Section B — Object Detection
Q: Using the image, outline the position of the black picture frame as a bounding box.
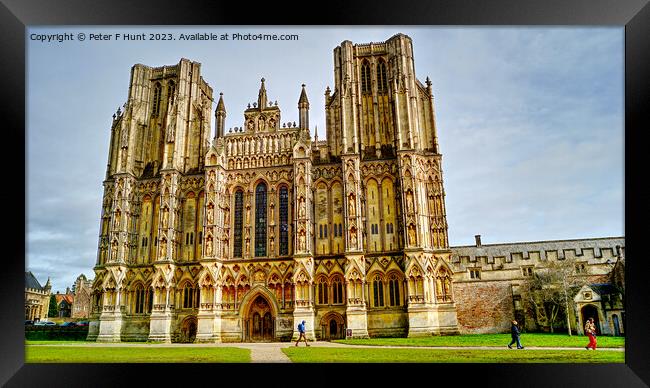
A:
[2,0,647,386]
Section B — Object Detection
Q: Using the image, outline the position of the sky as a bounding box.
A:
[26,26,624,292]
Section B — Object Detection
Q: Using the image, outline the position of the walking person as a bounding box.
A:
[585,318,598,350]
[295,320,310,347]
[507,320,524,349]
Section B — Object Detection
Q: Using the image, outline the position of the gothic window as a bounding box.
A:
[255,183,268,257]
[317,278,328,305]
[147,290,153,313]
[373,275,384,307]
[339,224,343,237]
[182,283,199,309]
[233,190,244,258]
[522,267,534,277]
[361,61,371,94]
[332,276,344,304]
[319,225,323,239]
[279,186,289,255]
[388,274,400,306]
[469,269,481,279]
[134,284,145,314]
[152,82,162,117]
[377,61,388,93]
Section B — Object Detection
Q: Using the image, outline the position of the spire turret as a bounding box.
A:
[257,78,267,110]
[215,92,226,138]
[298,84,309,130]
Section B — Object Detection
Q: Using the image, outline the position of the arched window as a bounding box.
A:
[332,276,344,304]
[279,186,289,255]
[361,62,371,94]
[233,190,244,257]
[255,183,267,257]
[317,278,328,305]
[377,61,388,93]
[182,283,199,309]
[134,284,145,314]
[152,82,162,117]
[373,274,384,307]
[388,274,400,306]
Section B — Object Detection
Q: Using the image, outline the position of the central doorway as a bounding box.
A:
[244,295,275,342]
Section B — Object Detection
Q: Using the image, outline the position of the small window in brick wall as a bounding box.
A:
[486,256,495,264]
[469,269,481,279]
[522,267,534,277]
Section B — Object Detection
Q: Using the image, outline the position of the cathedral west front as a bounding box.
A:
[88,33,461,343]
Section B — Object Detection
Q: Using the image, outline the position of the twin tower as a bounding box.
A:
[89,33,459,343]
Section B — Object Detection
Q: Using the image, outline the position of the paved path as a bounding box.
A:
[28,341,624,363]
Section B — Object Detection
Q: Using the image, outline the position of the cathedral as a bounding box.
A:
[88,33,460,343]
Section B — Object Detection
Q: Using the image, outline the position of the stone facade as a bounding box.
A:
[89,34,460,343]
[450,235,625,334]
[72,274,93,318]
[25,272,51,321]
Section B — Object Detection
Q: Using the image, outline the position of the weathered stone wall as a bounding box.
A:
[454,281,514,334]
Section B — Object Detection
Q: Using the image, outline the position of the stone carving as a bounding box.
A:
[348,194,356,217]
[162,207,169,226]
[205,235,213,257]
[299,196,306,218]
[408,224,416,245]
[299,229,306,251]
[207,203,214,224]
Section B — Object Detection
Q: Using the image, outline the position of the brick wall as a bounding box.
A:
[454,281,514,334]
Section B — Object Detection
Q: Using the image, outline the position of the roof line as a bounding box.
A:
[451,236,624,248]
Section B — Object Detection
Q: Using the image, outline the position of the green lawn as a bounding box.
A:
[26,345,250,363]
[283,347,624,363]
[334,333,625,348]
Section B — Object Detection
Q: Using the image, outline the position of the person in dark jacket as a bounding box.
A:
[507,320,524,349]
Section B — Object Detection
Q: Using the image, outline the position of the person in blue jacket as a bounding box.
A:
[507,320,524,349]
[295,320,310,347]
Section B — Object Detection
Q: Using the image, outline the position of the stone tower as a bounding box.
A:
[89,34,459,344]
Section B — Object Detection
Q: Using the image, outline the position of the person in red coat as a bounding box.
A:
[585,318,598,350]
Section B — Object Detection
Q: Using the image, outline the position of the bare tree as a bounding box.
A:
[521,257,591,335]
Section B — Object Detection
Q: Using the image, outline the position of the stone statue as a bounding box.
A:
[207,204,214,224]
[245,238,250,255]
[348,194,355,217]
[299,230,306,251]
[224,208,230,226]
[299,197,306,218]
[162,207,169,226]
[246,205,251,224]
[270,238,274,254]
[114,211,121,228]
[111,240,118,261]
[408,224,416,245]
[406,191,414,214]
[160,239,167,258]
[350,228,357,247]
[206,237,213,257]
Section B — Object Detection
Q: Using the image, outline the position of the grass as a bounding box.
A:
[26,345,251,363]
[334,333,625,348]
[283,347,624,363]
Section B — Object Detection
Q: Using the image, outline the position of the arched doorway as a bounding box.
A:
[320,312,345,340]
[244,295,275,342]
[581,305,600,334]
[180,316,197,343]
